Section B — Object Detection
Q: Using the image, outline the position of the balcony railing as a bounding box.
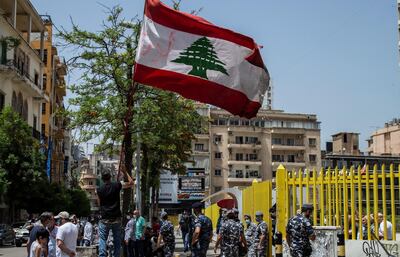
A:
[32,128,41,140]
[1,59,42,89]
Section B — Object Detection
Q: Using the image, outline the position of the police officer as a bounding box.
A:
[214,209,246,257]
[286,204,316,257]
[191,202,213,257]
[157,211,175,257]
[255,211,268,257]
[244,214,257,257]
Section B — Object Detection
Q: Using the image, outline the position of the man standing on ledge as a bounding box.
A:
[96,168,134,257]
[191,202,213,257]
[286,204,316,257]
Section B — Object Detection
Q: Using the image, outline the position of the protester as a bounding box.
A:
[83,217,94,246]
[29,227,49,257]
[191,202,213,257]
[27,212,53,257]
[286,204,316,257]
[124,210,136,257]
[152,216,161,236]
[179,209,192,252]
[243,214,257,257]
[134,209,146,257]
[96,168,134,257]
[255,211,268,257]
[157,211,176,257]
[378,213,393,240]
[55,211,79,257]
[214,209,246,257]
[47,215,58,257]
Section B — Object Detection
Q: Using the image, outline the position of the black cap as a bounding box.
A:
[192,202,203,209]
[301,203,314,212]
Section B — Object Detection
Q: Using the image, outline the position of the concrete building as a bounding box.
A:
[331,132,361,156]
[79,159,99,212]
[191,107,321,195]
[367,119,400,156]
[31,17,68,184]
[0,0,48,137]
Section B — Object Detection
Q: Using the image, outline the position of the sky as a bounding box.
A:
[31,0,400,151]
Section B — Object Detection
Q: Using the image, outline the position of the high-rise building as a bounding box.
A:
[31,16,68,184]
[0,0,48,138]
[367,118,400,156]
[188,107,321,196]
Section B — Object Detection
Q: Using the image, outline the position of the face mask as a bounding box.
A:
[245,219,251,225]
[256,217,262,223]
[127,215,131,220]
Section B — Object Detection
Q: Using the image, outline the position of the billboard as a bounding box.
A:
[158,171,178,204]
[178,168,205,201]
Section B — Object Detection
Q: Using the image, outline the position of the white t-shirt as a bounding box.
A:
[29,241,45,257]
[83,222,93,242]
[56,222,79,257]
[379,221,393,240]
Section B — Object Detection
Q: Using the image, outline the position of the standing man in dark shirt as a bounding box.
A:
[27,212,53,257]
[96,169,134,257]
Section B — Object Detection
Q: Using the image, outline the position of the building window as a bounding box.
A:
[42,103,46,114]
[235,136,243,144]
[0,41,6,65]
[245,137,258,144]
[235,170,243,178]
[309,154,317,163]
[286,138,295,146]
[309,138,316,146]
[22,100,28,121]
[11,91,17,112]
[214,134,222,143]
[241,120,250,126]
[343,134,347,143]
[0,92,5,111]
[194,143,204,151]
[34,72,39,87]
[43,49,48,65]
[287,155,295,163]
[214,152,222,159]
[214,169,221,176]
[247,153,258,161]
[229,119,239,126]
[43,74,47,91]
[214,186,222,192]
[41,124,46,134]
[272,154,284,162]
[272,138,282,145]
[17,92,23,115]
[246,170,259,178]
[236,153,243,161]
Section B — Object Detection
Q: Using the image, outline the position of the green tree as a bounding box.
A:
[67,188,91,217]
[0,107,47,220]
[58,5,204,217]
[172,36,228,79]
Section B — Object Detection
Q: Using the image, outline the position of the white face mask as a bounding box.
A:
[127,215,131,220]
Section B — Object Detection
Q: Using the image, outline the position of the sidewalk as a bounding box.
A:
[174,234,219,257]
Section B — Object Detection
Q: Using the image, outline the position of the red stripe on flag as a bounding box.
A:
[144,0,264,66]
[134,63,262,119]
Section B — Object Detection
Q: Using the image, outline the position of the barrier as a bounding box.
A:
[276,164,399,241]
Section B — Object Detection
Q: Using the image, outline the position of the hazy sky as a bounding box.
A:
[31,0,400,151]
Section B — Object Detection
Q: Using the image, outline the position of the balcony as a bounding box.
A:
[227,172,261,183]
[195,133,210,139]
[227,159,262,166]
[272,161,306,168]
[193,149,209,156]
[81,184,96,190]
[271,143,305,151]
[227,141,262,149]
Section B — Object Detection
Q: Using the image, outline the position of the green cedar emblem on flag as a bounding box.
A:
[172,36,229,80]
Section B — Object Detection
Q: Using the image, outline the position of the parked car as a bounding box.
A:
[0,224,15,246]
[11,222,26,233]
[14,223,30,247]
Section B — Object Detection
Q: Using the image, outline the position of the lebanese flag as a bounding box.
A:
[134,0,270,118]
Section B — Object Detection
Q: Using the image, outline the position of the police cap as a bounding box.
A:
[301,203,314,212]
[255,211,263,216]
[192,202,203,209]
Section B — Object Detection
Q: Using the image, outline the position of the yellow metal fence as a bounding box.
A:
[276,164,400,241]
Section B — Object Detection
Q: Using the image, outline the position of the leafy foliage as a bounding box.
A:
[58,5,205,215]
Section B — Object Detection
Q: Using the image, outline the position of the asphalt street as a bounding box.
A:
[0,244,25,257]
